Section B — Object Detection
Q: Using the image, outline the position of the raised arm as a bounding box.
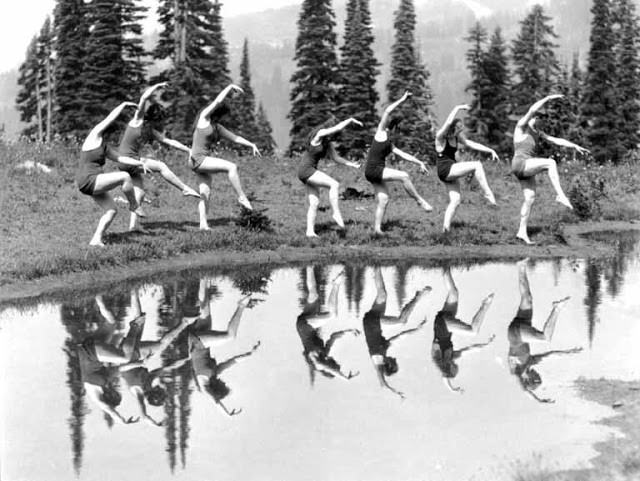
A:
[314,118,363,143]
[436,104,469,144]
[517,94,564,129]
[461,137,500,161]
[392,147,429,174]
[134,82,167,122]
[199,84,243,124]
[378,91,411,131]
[217,124,261,156]
[84,101,137,148]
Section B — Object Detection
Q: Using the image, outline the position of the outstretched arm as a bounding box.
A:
[531,347,583,363]
[217,124,261,156]
[327,143,360,168]
[217,341,261,374]
[387,319,427,345]
[517,94,564,129]
[199,84,243,123]
[461,137,500,161]
[326,329,360,352]
[134,82,167,122]
[378,90,411,131]
[539,134,590,155]
[85,101,137,146]
[392,147,429,174]
[314,118,363,143]
[152,129,191,153]
[436,104,469,144]
[455,335,496,358]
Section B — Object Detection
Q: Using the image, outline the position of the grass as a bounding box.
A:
[1,139,639,284]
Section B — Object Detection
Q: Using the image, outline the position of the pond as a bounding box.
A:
[1,232,639,481]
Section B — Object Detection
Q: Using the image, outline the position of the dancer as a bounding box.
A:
[363,266,431,399]
[297,116,362,237]
[297,266,360,384]
[75,101,147,246]
[435,104,498,232]
[118,82,200,231]
[190,84,261,231]
[431,266,494,393]
[364,91,433,235]
[508,259,582,403]
[511,94,589,244]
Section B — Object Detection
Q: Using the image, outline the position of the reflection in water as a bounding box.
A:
[431,266,495,393]
[296,266,360,385]
[508,259,582,403]
[362,266,430,399]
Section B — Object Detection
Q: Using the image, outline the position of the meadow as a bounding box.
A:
[1,139,639,286]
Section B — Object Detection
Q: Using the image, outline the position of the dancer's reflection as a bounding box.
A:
[363,266,430,398]
[509,259,582,403]
[297,266,360,385]
[431,266,495,393]
[189,278,260,416]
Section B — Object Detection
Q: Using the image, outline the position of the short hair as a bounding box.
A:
[388,116,402,131]
[101,386,122,407]
[383,356,399,376]
[145,385,167,406]
[144,102,166,124]
[208,377,231,400]
[447,118,462,137]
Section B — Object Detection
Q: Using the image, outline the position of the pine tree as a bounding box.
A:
[387,0,435,157]
[79,0,148,132]
[154,0,232,141]
[53,0,89,138]
[17,17,55,141]
[482,28,511,155]
[614,0,640,155]
[234,39,259,141]
[464,22,489,141]
[288,0,340,154]
[582,0,620,163]
[511,5,560,116]
[255,102,276,154]
[568,52,585,143]
[338,0,380,154]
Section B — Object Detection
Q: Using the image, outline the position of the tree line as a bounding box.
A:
[16,0,640,164]
[16,0,275,153]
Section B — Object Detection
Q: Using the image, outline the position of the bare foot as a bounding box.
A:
[484,192,497,205]
[555,195,573,210]
[419,200,433,212]
[199,225,211,231]
[552,296,571,308]
[89,239,105,247]
[306,232,319,238]
[133,206,148,218]
[332,213,345,229]
[516,233,534,245]
[183,186,201,199]
[238,197,253,210]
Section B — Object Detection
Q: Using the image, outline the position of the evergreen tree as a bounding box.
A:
[511,5,560,116]
[464,22,489,141]
[582,0,620,163]
[482,27,511,155]
[17,17,55,141]
[568,52,585,143]
[387,0,435,157]
[154,0,232,141]
[288,0,340,154]
[234,39,259,141]
[613,0,640,154]
[53,0,89,138]
[338,0,380,154]
[255,102,276,154]
[79,0,148,132]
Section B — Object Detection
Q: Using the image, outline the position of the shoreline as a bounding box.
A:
[1,220,638,307]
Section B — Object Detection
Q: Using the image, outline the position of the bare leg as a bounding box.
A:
[542,296,570,340]
[382,167,432,212]
[196,157,252,210]
[196,172,212,230]
[326,270,344,318]
[128,174,145,231]
[306,265,320,304]
[517,259,533,312]
[307,170,345,230]
[443,182,461,233]
[373,266,387,305]
[521,157,572,209]
[443,265,459,308]
[445,161,495,204]
[90,194,118,246]
[197,295,252,348]
[516,178,536,245]
[373,182,389,235]
[142,157,199,197]
[305,184,321,237]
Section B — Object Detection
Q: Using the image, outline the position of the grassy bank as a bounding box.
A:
[1,139,639,285]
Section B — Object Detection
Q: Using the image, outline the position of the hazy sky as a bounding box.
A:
[0,0,301,73]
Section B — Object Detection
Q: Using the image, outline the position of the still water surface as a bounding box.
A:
[1,233,639,481]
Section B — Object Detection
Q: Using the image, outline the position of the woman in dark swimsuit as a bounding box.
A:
[363,266,430,399]
[364,91,433,235]
[297,117,362,237]
[511,95,589,244]
[190,84,261,231]
[75,102,147,246]
[431,266,494,393]
[508,259,581,403]
[117,82,200,231]
[296,266,359,384]
[435,104,498,232]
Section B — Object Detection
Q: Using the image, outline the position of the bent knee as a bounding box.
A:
[199,184,211,200]
[308,196,320,208]
[523,190,536,202]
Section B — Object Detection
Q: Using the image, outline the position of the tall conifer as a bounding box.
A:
[387,0,435,157]
[255,102,276,154]
[234,39,259,141]
[482,28,511,154]
[288,0,340,154]
[464,22,489,141]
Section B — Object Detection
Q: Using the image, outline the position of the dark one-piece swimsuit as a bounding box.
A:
[190,122,221,171]
[75,143,118,196]
[436,138,457,183]
[297,129,329,184]
[365,137,393,185]
[118,123,153,176]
